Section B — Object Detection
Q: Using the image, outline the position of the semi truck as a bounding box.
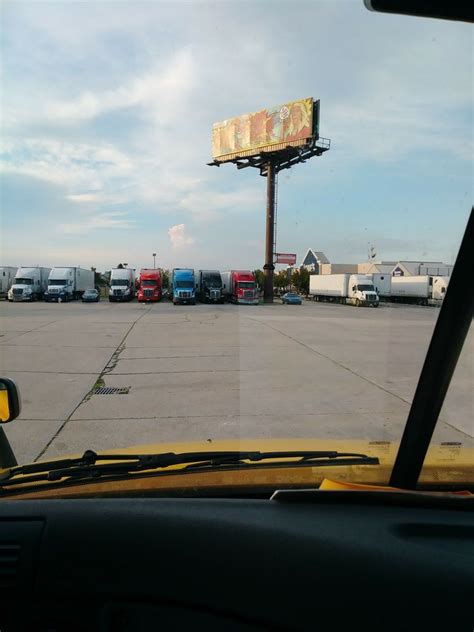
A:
[390,275,449,305]
[8,267,51,302]
[196,270,224,303]
[170,269,195,305]
[309,274,379,307]
[137,269,162,303]
[0,267,17,300]
[109,268,136,302]
[44,267,94,302]
[221,270,259,305]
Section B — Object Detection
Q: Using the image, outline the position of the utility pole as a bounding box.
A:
[263,160,276,303]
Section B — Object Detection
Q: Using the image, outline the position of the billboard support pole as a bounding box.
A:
[264,160,276,304]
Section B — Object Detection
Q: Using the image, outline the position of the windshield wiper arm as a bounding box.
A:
[0,449,379,489]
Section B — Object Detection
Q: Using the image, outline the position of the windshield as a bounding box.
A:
[238,282,255,289]
[0,1,472,495]
[84,290,97,295]
[111,279,129,287]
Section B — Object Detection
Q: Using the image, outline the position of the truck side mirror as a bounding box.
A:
[0,378,21,424]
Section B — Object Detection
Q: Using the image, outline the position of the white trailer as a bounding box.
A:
[0,267,18,299]
[309,274,379,307]
[109,268,136,302]
[370,273,392,298]
[390,276,432,305]
[9,267,51,301]
[44,267,94,302]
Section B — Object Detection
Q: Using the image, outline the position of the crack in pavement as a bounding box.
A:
[34,305,154,461]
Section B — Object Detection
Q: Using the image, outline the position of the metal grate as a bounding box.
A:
[93,386,130,395]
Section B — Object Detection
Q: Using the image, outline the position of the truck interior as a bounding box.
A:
[0,3,473,632]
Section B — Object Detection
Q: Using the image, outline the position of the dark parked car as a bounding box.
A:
[82,289,100,303]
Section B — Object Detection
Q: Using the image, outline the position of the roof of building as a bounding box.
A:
[301,249,330,266]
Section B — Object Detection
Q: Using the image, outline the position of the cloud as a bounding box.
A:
[59,212,134,235]
[168,224,195,248]
[41,50,197,126]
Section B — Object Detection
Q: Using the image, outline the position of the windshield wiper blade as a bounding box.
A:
[0,449,379,489]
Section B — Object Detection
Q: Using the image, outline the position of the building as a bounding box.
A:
[358,262,397,274]
[391,261,453,277]
[300,249,330,274]
[320,263,358,275]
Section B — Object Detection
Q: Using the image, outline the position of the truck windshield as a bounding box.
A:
[204,275,221,287]
[14,278,33,285]
[142,280,157,286]
[111,279,129,286]
[239,282,255,289]
[357,284,375,292]
[49,280,67,286]
[176,280,193,288]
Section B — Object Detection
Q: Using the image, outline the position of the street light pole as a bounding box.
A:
[263,160,276,304]
[153,253,156,269]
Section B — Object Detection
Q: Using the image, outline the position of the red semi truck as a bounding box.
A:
[221,270,259,305]
[137,268,162,303]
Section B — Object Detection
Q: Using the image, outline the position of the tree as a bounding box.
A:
[274,270,288,291]
[292,268,309,294]
[162,269,170,289]
[117,263,124,269]
[253,269,264,289]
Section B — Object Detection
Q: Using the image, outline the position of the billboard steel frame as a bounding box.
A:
[208,136,330,303]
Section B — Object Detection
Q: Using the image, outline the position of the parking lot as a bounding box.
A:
[0,299,472,464]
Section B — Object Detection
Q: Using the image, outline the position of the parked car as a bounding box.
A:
[82,289,100,303]
[281,292,302,305]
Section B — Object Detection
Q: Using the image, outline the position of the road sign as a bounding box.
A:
[275,253,297,265]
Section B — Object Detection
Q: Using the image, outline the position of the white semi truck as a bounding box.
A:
[390,275,449,305]
[109,268,136,302]
[309,274,379,307]
[0,267,18,300]
[8,267,51,301]
[44,267,94,302]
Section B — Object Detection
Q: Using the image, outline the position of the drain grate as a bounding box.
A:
[94,386,130,395]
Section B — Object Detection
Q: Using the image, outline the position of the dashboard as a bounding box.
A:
[1,494,473,631]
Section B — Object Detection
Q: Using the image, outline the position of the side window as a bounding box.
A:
[441,287,446,293]
[352,285,356,292]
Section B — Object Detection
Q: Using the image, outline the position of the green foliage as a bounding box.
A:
[253,269,265,289]
[162,269,170,289]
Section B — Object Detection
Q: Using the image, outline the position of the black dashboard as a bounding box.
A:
[1,495,473,631]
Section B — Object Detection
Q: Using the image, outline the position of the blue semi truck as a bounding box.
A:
[171,268,195,305]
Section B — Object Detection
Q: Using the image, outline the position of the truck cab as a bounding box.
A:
[197,270,223,303]
[45,268,74,302]
[348,274,379,307]
[109,268,135,302]
[222,271,259,305]
[137,269,162,303]
[9,267,50,302]
[171,269,195,305]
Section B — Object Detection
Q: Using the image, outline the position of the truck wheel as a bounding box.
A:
[355,298,361,307]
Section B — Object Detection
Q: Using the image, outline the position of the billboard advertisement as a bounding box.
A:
[275,253,297,265]
[212,98,319,161]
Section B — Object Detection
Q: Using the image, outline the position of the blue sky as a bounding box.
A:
[1,1,472,272]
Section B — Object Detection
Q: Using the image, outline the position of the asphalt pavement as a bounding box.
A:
[0,298,472,464]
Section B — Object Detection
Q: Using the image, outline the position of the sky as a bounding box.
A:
[1,1,472,273]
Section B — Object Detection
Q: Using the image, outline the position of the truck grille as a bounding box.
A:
[12,288,23,296]
[179,291,191,298]
[113,289,123,297]
[144,289,153,297]
[244,291,254,299]
[49,289,59,294]
[210,289,221,299]
[366,295,376,302]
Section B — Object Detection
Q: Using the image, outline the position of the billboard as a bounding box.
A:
[212,98,319,161]
[275,253,297,265]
